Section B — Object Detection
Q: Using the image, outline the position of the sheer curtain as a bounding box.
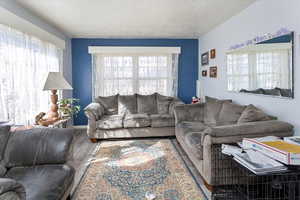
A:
[0,24,62,125]
[92,53,179,97]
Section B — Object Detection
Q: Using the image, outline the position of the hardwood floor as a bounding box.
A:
[69,127,100,195]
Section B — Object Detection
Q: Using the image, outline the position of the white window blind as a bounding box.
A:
[90,47,180,97]
[0,24,62,125]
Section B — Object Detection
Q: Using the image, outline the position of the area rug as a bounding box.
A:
[73,139,205,200]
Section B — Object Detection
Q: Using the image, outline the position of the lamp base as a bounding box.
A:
[41,89,60,126]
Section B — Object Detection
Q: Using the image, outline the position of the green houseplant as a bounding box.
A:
[58,98,80,118]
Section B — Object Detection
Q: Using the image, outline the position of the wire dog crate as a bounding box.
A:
[210,144,300,200]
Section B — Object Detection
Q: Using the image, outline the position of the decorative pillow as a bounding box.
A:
[95,94,118,115]
[218,102,246,125]
[118,94,137,115]
[238,104,272,124]
[137,94,157,114]
[204,96,232,125]
[156,93,173,114]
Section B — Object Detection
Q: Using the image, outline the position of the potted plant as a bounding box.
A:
[58,98,80,119]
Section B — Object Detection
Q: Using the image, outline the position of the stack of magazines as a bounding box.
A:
[233,149,288,175]
[221,143,288,175]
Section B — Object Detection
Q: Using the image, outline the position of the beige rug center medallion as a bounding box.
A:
[73,139,205,200]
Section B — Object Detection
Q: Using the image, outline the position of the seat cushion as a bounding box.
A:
[150,114,175,128]
[124,114,151,128]
[118,94,137,115]
[95,94,118,115]
[97,115,124,129]
[6,165,74,200]
[177,121,209,132]
[204,96,232,126]
[137,94,157,114]
[218,102,246,125]
[156,94,173,114]
[238,104,271,124]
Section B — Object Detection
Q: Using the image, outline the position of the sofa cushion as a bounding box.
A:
[238,104,271,124]
[124,114,151,128]
[118,94,137,115]
[97,115,123,129]
[150,114,175,127]
[0,126,11,161]
[177,121,209,132]
[218,102,246,125]
[156,93,173,114]
[95,94,118,115]
[204,96,232,126]
[184,132,204,160]
[6,165,74,200]
[137,94,157,114]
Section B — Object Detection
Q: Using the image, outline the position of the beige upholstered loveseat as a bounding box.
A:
[84,93,183,142]
[174,96,294,188]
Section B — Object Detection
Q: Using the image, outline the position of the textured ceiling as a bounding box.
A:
[16,0,256,38]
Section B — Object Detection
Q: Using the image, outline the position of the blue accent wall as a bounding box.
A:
[72,38,199,125]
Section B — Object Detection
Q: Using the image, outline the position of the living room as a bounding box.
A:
[0,0,299,200]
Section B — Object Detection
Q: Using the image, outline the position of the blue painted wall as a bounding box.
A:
[72,38,199,125]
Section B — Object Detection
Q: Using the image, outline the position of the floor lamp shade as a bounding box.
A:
[43,72,73,90]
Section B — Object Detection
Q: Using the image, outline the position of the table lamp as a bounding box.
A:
[42,72,73,125]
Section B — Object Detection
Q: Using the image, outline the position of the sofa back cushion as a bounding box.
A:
[238,104,272,124]
[118,94,137,115]
[204,96,232,126]
[137,94,157,114]
[218,102,246,125]
[156,93,173,114]
[4,128,73,168]
[0,126,10,176]
[95,94,118,115]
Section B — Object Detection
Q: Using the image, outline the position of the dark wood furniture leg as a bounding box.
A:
[90,138,98,143]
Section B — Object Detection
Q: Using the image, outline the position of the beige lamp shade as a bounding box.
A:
[43,72,73,90]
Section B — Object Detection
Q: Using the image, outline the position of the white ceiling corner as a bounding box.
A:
[15,0,257,38]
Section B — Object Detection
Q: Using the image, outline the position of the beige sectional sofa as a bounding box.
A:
[84,93,183,141]
[174,96,294,188]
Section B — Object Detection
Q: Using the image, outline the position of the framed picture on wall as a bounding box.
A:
[209,66,217,78]
[201,52,209,66]
[210,49,216,59]
[202,70,207,77]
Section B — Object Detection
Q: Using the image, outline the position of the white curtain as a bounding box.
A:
[92,53,179,97]
[0,24,62,125]
[227,48,290,92]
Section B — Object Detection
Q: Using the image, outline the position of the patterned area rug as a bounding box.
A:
[73,139,205,200]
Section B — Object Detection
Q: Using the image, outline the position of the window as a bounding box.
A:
[0,24,62,125]
[90,47,180,97]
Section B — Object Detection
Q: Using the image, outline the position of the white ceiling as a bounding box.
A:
[15,0,256,38]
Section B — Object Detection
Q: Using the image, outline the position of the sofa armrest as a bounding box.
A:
[169,99,184,117]
[204,120,293,137]
[174,103,204,124]
[84,102,105,121]
[0,178,26,200]
[4,128,74,168]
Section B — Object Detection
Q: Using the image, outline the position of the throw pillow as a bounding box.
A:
[218,102,246,125]
[156,93,173,114]
[118,94,137,115]
[137,93,157,114]
[95,94,118,115]
[238,104,272,124]
[204,96,232,125]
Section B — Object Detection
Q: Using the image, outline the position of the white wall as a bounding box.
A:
[199,0,300,133]
[0,0,72,97]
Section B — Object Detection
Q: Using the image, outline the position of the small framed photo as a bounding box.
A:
[201,52,209,66]
[202,70,207,77]
[209,66,217,78]
[210,49,216,59]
